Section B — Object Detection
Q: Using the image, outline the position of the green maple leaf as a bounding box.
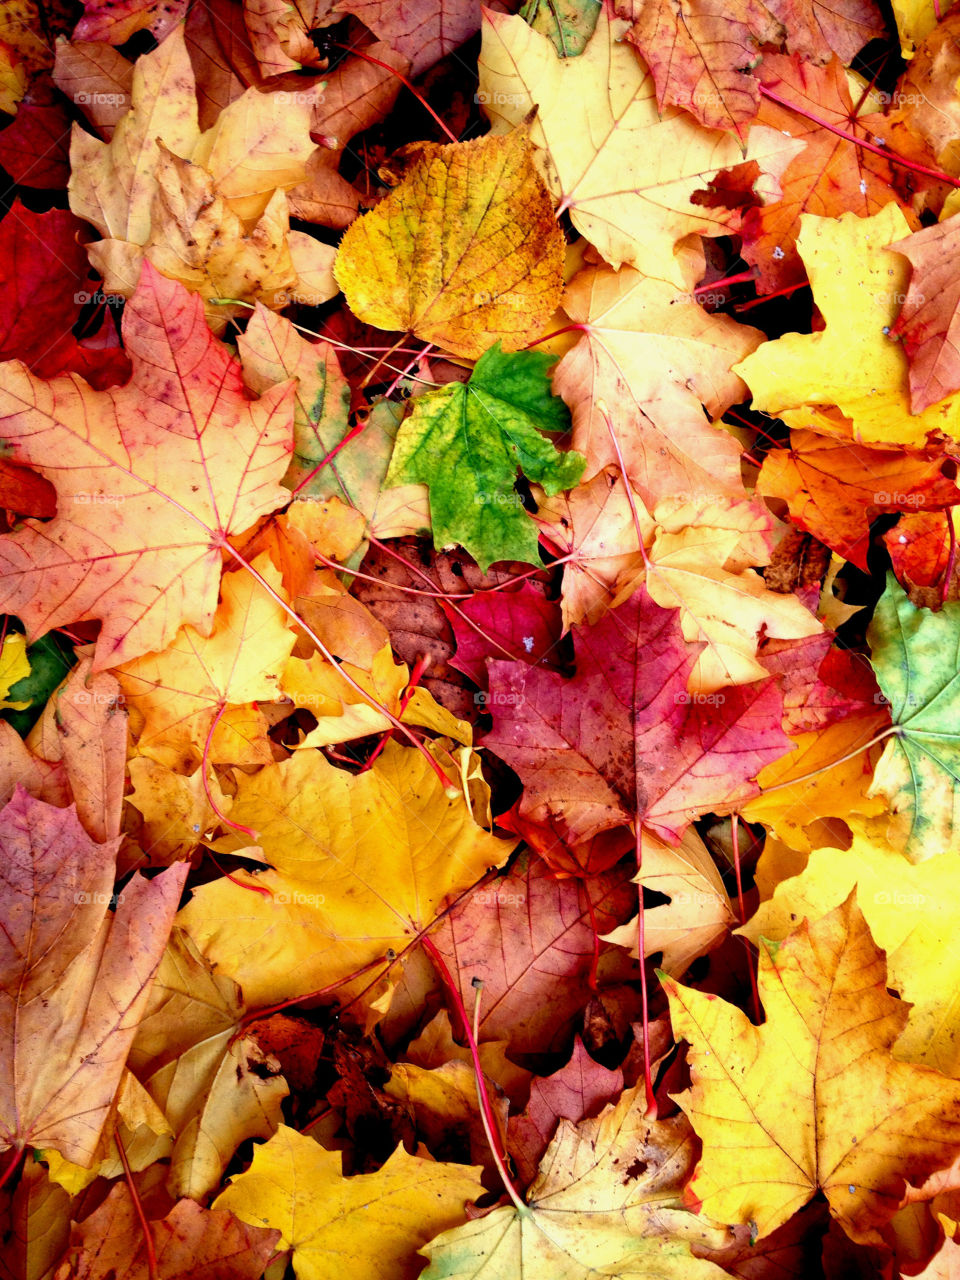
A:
[384,343,584,570]
[867,573,960,858]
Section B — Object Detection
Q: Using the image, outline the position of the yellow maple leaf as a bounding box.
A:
[215,1124,484,1280]
[740,817,960,1077]
[664,893,960,1243]
[176,741,515,1008]
[419,1085,730,1279]
[477,7,800,282]
[735,207,960,448]
[115,555,297,772]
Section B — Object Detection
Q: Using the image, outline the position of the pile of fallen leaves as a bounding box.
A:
[7,0,960,1274]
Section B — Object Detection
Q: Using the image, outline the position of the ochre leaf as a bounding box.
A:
[735,206,960,449]
[334,126,565,358]
[0,262,294,671]
[420,1087,731,1279]
[0,788,187,1166]
[176,741,515,1008]
[214,1124,484,1280]
[664,893,960,1243]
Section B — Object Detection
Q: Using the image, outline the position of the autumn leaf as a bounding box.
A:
[742,818,960,1076]
[54,1186,279,1279]
[333,0,480,77]
[0,262,294,671]
[551,261,762,504]
[214,1123,485,1280]
[889,210,960,412]
[427,848,639,1057]
[664,893,960,1243]
[383,343,584,569]
[419,1085,731,1279]
[735,206,960,448]
[0,787,187,1166]
[756,430,960,571]
[176,740,515,1008]
[866,574,960,856]
[484,584,792,846]
[740,56,922,294]
[478,6,798,280]
[334,125,565,358]
[115,555,297,771]
[506,1036,623,1187]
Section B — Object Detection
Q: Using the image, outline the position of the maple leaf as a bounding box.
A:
[419,1085,731,1279]
[743,818,960,1076]
[614,0,784,135]
[551,262,762,503]
[68,25,330,326]
[333,0,480,77]
[478,7,799,281]
[427,848,638,1057]
[115,555,297,771]
[0,202,129,388]
[506,1036,622,1187]
[26,658,128,845]
[602,827,735,976]
[740,712,889,850]
[0,787,187,1166]
[738,56,923,293]
[757,429,960,571]
[334,125,565,359]
[884,511,954,593]
[867,574,960,857]
[664,893,960,1243]
[215,1123,484,1280]
[484,584,792,846]
[53,39,133,136]
[735,206,960,448]
[126,928,287,1198]
[448,579,563,686]
[54,1186,279,1280]
[0,263,294,671]
[889,211,960,413]
[615,0,883,136]
[383,343,584,570]
[176,740,515,1008]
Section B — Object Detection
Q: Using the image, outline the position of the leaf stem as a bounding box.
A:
[757,725,897,796]
[221,542,458,794]
[115,1127,158,1280]
[758,85,960,188]
[420,933,527,1213]
[330,42,460,145]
